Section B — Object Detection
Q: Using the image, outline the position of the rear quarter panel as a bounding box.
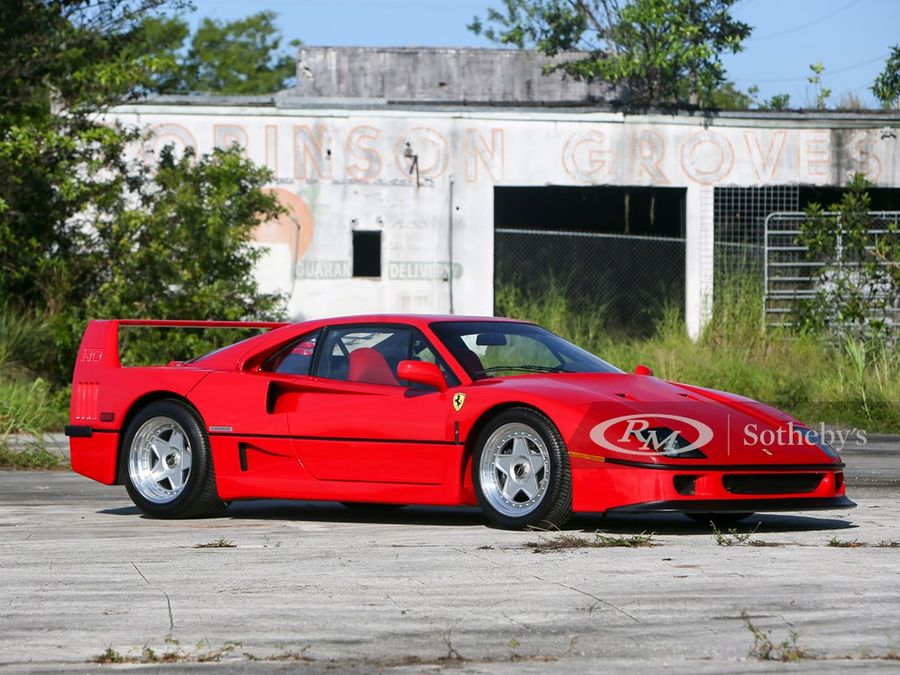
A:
[70,367,210,484]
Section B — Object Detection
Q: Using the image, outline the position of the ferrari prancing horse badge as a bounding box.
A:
[452,393,466,411]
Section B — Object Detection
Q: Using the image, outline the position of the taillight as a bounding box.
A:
[73,382,99,421]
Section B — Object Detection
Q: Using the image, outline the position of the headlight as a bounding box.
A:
[803,428,841,460]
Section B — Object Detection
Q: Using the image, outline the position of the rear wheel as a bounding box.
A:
[121,400,225,519]
[687,512,754,528]
[473,408,572,530]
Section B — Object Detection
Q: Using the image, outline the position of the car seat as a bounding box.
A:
[348,347,398,385]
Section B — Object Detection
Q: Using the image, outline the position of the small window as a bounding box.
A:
[312,325,456,389]
[316,326,410,385]
[352,230,381,277]
[261,331,319,375]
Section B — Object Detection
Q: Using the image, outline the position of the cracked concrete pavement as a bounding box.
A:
[0,446,899,673]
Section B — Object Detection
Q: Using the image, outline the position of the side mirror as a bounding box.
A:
[397,360,448,392]
[633,364,653,376]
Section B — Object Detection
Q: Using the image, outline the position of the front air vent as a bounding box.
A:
[673,475,697,495]
[722,473,824,495]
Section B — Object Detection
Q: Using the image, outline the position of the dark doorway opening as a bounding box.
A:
[494,186,688,337]
[798,186,900,211]
[494,185,686,237]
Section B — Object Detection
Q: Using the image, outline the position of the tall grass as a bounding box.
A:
[495,279,900,432]
[0,305,69,465]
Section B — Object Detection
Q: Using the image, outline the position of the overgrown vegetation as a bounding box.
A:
[496,269,900,431]
[93,640,243,664]
[742,611,810,662]
[711,522,758,546]
[145,11,301,94]
[194,538,237,549]
[798,173,900,344]
[872,45,900,109]
[0,1,289,466]
[525,530,655,552]
[469,0,753,108]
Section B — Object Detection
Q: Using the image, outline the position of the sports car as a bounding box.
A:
[66,315,854,528]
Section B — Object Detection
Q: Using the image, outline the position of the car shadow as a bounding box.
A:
[98,501,857,533]
[226,500,490,527]
[568,511,857,534]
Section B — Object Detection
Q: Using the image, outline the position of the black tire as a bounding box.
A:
[687,512,754,527]
[120,399,226,519]
[473,407,572,529]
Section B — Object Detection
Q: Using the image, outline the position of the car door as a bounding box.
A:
[289,324,456,485]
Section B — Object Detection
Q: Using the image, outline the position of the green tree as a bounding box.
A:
[0,0,182,307]
[156,11,301,94]
[872,45,900,109]
[0,1,286,382]
[469,0,752,107]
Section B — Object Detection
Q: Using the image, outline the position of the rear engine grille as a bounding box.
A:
[723,473,824,495]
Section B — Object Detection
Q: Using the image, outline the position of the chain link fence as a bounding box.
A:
[713,186,800,298]
[494,228,685,336]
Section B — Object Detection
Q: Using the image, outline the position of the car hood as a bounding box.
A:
[477,373,840,466]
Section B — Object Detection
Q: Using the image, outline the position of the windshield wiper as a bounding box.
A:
[480,364,571,375]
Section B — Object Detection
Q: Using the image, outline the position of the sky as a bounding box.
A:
[185,0,899,108]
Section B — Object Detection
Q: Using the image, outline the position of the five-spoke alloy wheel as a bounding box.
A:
[473,408,572,529]
[121,400,225,518]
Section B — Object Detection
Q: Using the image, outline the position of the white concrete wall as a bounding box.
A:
[109,104,900,336]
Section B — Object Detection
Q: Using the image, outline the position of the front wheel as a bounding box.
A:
[473,408,572,529]
[121,400,225,519]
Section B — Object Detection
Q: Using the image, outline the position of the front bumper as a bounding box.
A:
[570,455,852,514]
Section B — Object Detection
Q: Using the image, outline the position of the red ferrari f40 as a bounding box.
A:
[67,315,853,528]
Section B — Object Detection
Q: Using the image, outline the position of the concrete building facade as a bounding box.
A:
[108,48,900,336]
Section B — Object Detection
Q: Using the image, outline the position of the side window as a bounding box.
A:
[262,331,319,375]
[315,326,412,386]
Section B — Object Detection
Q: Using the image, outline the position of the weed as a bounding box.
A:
[742,610,811,662]
[877,541,900,548]
[0,444,61,470]
[526,531,655,553]
[711,522,759,546]
[92,640,243,664]
[194,537,236,549]
[93,646,124,664]
[0,378,67,453]
[828,537,864,548]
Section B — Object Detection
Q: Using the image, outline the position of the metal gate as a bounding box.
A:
[764,211,900,331]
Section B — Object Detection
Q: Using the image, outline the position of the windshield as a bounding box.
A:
[430,321,622,379]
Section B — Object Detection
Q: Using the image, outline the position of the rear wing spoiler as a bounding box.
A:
[76,319,289,369]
